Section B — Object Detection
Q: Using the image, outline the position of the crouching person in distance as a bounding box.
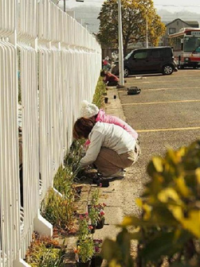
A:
[73,117,140,179]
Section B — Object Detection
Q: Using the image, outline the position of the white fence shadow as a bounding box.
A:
[0,0,101,266]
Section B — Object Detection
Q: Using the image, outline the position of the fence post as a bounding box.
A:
[13,250,31,267]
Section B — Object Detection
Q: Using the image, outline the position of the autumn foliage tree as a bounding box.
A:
[97,0,165,55]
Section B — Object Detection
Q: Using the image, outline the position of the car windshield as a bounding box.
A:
[124,51,133,60]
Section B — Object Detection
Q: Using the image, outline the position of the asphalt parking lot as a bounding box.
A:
[118,69,200,184]
[91,70,200,250]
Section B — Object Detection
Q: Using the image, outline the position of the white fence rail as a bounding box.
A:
[0,0,101,266]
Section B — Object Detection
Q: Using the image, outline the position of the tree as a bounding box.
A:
[97,0,166,55]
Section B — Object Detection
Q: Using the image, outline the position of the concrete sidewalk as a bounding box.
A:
[93,87,142,252]
[65,87,142,265]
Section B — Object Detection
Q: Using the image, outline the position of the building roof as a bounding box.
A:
[185,21,199,27]
[165,18,199,28]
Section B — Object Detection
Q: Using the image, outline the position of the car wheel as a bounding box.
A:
[162,65,173,75]
[124,68,129,77]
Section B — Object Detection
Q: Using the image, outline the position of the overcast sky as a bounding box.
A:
[60,0,200,33]
[66,0,200,14]
[153,0,200,14]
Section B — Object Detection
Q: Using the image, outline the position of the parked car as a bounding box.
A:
[112,47,178,77]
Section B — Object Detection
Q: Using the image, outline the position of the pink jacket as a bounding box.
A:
[96,109,138,140]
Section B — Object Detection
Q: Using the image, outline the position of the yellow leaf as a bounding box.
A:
[143,204,152,221]
[152,157,163,172]
[109,259,122,267]
[175,176,190,197]
[135,198,143,208]
[158,188,182,204]
[168,205,183,220]
[120,216,133,226]
[181,211,200,238]
[195,168,200,184]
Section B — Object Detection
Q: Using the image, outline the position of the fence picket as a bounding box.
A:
[0,0,101,266]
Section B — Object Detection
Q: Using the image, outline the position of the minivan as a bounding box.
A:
[112,47,178,77]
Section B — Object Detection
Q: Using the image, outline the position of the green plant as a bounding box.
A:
[25,233,66,267]
[41,188,75,232]
[74,237,94,263]
[96,203,106,220]
[90,188,100,206]
[88,203,106,227]
[78,214,94,239]
[75,215,95,263]
[93,239,103,254]
[89,205,99,226]
[101,140,200,266]
[53,166,73,197]
[92,76,106,108]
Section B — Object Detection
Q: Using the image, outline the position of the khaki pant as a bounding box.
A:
[94,144,140,176]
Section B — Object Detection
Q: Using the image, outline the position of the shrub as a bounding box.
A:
[101,140,200,267]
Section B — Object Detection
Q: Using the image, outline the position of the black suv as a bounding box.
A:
[112,47,178,77]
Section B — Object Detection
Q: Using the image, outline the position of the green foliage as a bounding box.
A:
[75,237,94,263]
[78,215,90,241]
[90,188,100,206]
[89,189,100,225]
[92,76,106,108]
[101,228,134,267]
[97,0,165,55]
[89,205,99,226]
[25,234,66,267]
[53,166,74,197]
[88,189,106,225]
[41,188,75,231]
[64,139,85,176]
[101,140,200,266]
[75,215,95,263]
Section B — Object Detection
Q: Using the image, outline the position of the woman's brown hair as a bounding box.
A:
[73,117,95,139]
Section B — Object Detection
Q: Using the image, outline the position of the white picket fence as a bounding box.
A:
[0,0,101,266]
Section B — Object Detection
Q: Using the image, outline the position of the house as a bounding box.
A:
[161,18,199,46]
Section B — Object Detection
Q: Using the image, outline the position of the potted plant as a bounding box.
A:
[91,239,103,267]
[75,215,95,266]
[78,214,91,239]
[95,203,106,229]
[90,189,99,206]
[88,206,99,233]
[74,238,94,266]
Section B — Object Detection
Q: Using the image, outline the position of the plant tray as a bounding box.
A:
[127,86,141,95]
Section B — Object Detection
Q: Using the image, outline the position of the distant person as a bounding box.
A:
[100,70,119,86]
[102,57,111,71]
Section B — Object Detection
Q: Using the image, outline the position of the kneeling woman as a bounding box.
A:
[73,118,140,178]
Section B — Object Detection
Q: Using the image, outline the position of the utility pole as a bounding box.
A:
[118,0,124,86]
[146,15,149,48]
[63,0,66,12]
